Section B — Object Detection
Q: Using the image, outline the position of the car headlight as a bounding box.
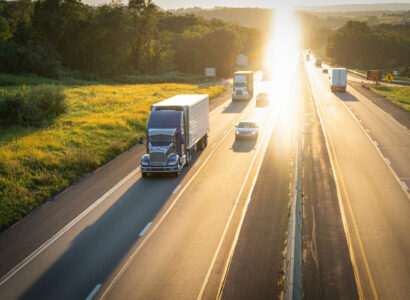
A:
[166,155,178,166]
[141,154,150,166]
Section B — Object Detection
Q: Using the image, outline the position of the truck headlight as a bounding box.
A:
[166,155,178,166]
[141,154,150,166]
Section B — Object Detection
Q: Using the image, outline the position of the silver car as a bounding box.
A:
[235,120,259,140]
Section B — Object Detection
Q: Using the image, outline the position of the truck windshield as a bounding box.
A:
[149,134,174,144]
[234,82,246,87]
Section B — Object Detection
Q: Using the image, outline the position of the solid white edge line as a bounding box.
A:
[86,283,102,300]
[341,87,410,199]
[139,222,152,237]
[197,106,278,300]
[0,94,236,286]
[0,167,140,286]
[100,99,253,299]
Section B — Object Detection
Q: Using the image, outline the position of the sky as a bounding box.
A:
[82,0,410,9]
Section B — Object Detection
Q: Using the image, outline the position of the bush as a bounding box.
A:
[0,85,66,127]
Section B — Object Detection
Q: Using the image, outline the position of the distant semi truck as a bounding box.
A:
[306,54,310,61]
[141,94,209,177]
[232,71,254,101]
[315,58,322,67]
[330,68,347,92]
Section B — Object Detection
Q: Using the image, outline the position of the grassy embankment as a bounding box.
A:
[0,76,225,230]
[370,85,410,112]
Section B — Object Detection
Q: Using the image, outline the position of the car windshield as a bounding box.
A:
[238,122,257,128]
[149,134,174,144]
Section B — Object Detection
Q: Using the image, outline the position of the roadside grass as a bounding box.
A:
[370,85,410,112]
[0,83,225,230]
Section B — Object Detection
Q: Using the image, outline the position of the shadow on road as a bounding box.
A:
[334,92,358,102]
[222,101,248,114]
[232,139,257,152]
[20,151,204,300]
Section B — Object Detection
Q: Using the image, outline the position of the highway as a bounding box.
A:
[306,60,410,299]
[0,56,409,300]
[0,69,296,299]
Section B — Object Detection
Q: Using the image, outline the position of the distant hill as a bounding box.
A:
[170,7,273,30]
[299,3,410,12]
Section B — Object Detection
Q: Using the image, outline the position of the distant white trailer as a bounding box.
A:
[331,68,347,92]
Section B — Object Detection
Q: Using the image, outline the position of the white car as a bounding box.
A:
[235,120,259,140]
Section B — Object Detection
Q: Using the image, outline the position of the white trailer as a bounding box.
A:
[331,68,347,92]
[151,94,209,150]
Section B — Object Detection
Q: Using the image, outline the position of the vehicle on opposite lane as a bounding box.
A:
[235,120,259,140]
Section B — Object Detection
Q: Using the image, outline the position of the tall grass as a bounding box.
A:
[0,82,225,230]
[370,85,410,112]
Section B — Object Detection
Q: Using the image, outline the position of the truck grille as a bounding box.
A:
[237,90,243,96]
[150,152,165,164]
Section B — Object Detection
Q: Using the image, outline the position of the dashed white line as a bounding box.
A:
[0,167,141,286]
[172,184,181,194]
[139,222,152,237]
[373,141,378,146]
[385,158,392,165]
[86,283,102,300]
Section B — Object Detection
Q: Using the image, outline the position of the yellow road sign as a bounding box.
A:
[385,73,394,83]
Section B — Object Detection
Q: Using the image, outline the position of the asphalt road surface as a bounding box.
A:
[0,73,294,299]
[1,57,409,300]
[306,60,410,299]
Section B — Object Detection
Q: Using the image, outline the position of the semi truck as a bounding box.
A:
[330,68,347,92]
[140,94,210,177]
[315,58,322,67]
[232,71,254,101]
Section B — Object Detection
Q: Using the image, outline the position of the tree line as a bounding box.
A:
[0,0,265,79]
[326,21,410,71]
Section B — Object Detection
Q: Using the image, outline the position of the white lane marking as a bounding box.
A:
[139,222,152,237]
[86,283,102,300]
[339,89,409,199]
[223,129,227,135]
[0,167,140,286]
[385,158,392,165]
[232,120,235,125]
[0,94,237,285]
[100,100,252,299]
[212,143,217,149]
[172,184,181,194]
[366,129,370,133]
[401,181,409,191]
[373,141,378,146]
[198,102,281,300]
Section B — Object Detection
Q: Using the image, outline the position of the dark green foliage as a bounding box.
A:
[326,21,410,69]
[0,84,66,126]
[0,0,264,79]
